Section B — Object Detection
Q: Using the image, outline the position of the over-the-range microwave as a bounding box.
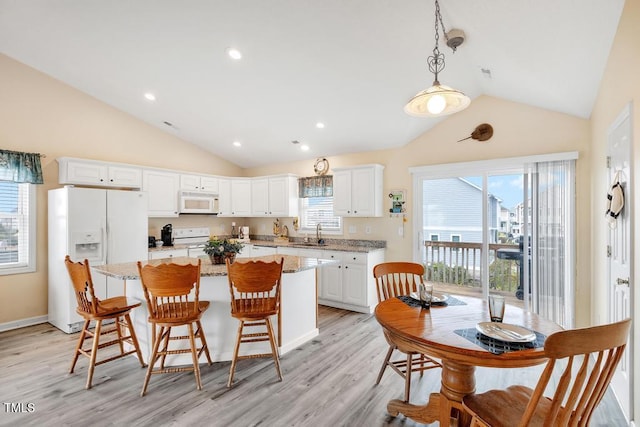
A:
[178,191,219,214]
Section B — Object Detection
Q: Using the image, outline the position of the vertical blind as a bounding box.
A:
[529,159,576,328]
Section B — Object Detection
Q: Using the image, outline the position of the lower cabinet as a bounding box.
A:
[148,248,189,260]
[317,249,385,314]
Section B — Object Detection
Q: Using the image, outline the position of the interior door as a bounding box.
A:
[607,103,633,421]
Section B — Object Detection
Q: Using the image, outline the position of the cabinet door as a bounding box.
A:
[350,167,375,216]
[268,176,297,217]
[180,174,201,191]
[342,260,368,306]
[143,170,180,217]
[251,178,269,215]
[231,179,252,216]
[217,178,231,216]
[332,170,352,216]
[64,160,108,185]
[200,176,219,193]
[108,166,142,188]
[320,262,343,301]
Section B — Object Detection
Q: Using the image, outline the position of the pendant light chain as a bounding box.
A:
[428,0,447,84]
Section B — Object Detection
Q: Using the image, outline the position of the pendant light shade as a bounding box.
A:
[404,83,470,117]
[405,0,470,117]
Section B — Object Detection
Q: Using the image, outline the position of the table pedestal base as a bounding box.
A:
[386,360,476,426]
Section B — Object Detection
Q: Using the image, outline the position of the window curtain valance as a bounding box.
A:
[298,175,333,198]
[0,149,44,184]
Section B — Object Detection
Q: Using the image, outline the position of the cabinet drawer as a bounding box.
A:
[342,252,368,264]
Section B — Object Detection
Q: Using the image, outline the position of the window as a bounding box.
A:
[0,182,35,275]
[299,196,342,233]
[430,234,439,241]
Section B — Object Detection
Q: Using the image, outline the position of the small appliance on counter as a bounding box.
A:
[238,226,250,243]
[161,223,173,246]
[148,236,156,248]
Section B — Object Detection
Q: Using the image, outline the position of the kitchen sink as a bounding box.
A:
[293,242,328,247]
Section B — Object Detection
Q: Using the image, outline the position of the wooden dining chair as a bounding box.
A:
[64,255,145,389]
[226,257,284,387]
[373,262,441,402]
[136,259,212,396]
[462,317,632,427]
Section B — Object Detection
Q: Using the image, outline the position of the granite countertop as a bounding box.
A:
[148,238,386,254]
[93,255,336,280]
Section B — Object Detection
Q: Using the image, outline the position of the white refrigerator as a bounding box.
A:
[48,186,148,333]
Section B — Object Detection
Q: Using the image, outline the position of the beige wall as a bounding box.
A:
[0,54,243,325]
[589,0,640,419]
[247,95,591,325]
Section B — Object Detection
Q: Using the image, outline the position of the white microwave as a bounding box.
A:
[178,191,219,214]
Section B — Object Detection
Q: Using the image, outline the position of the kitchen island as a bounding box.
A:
[92,255,333,366]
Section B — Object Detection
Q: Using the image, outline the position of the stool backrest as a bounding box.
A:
[226,258,284,315]
[65,255,98,315]
[137,259,202,321]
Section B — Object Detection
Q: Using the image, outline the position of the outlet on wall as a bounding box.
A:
[348,225,357,234]
[365,226,372,234]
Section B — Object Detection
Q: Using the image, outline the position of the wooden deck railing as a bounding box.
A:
[424,241,521,293]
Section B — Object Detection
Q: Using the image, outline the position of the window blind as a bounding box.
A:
[0,182,33,271]
[300,196,341,231]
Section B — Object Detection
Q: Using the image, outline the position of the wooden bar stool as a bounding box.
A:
[64,255,145,389]
[225,257,284,387]
[373,262,441,402]
[136,259,212,396]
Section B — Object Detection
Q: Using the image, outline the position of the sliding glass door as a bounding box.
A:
[411,154,576,327]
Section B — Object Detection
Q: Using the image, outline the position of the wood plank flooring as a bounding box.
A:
[0,306,627,426]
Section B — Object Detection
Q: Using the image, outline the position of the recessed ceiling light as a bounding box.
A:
[233,141,242,147]
[316,122,325,129]
[144,93,156,101]
[300,144,310,151]
[226,48,242,60]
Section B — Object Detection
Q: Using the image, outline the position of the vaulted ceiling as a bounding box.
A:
[0,1,625,167]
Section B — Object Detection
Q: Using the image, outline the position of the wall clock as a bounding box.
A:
[314,157,329,175]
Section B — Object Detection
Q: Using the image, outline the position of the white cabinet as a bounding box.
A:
[251,175,299,217]
[180,174,219,193]
[230,178,252,216]
[142,170,180,217]
[148,248,189,260]
[318,249,385,313]
[276,246,299,256]
[217,178,232,216]
[251,245,277,256]
[217,177,250,216]
[236,244,253,258]
[58,158,142,188]
[332,164,384,217]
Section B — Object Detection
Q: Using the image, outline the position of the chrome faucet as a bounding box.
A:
[316,223,322,243]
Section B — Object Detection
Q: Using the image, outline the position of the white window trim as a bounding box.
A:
[0,183,36,275]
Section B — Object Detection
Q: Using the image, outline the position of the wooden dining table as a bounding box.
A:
[374,295,563,426]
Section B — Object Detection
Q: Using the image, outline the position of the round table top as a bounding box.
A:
[374,295,563,368]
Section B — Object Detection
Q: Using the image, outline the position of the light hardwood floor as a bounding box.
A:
[0,306,627,426]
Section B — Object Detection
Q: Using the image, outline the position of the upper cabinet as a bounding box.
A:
[142,170,180,217]
[230,178,252,216]
[180,174,219,193]
[58,157,142,188]
[251,175,299,217]
[332,164,384,217]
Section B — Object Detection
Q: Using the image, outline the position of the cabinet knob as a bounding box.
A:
[110,179,114,182]
[345,266,348,269]
[100,178,104,182]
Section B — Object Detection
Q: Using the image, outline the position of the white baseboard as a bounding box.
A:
[0,315,49,333]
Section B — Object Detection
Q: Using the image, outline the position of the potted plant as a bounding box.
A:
[203,237,244,264]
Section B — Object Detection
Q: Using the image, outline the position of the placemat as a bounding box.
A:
[397,294,467,308]
[454,327,547,355]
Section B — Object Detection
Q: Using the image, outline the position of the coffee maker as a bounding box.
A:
[160,224,173,247]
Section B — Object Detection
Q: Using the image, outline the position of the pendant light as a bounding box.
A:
[404,0,470,117]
